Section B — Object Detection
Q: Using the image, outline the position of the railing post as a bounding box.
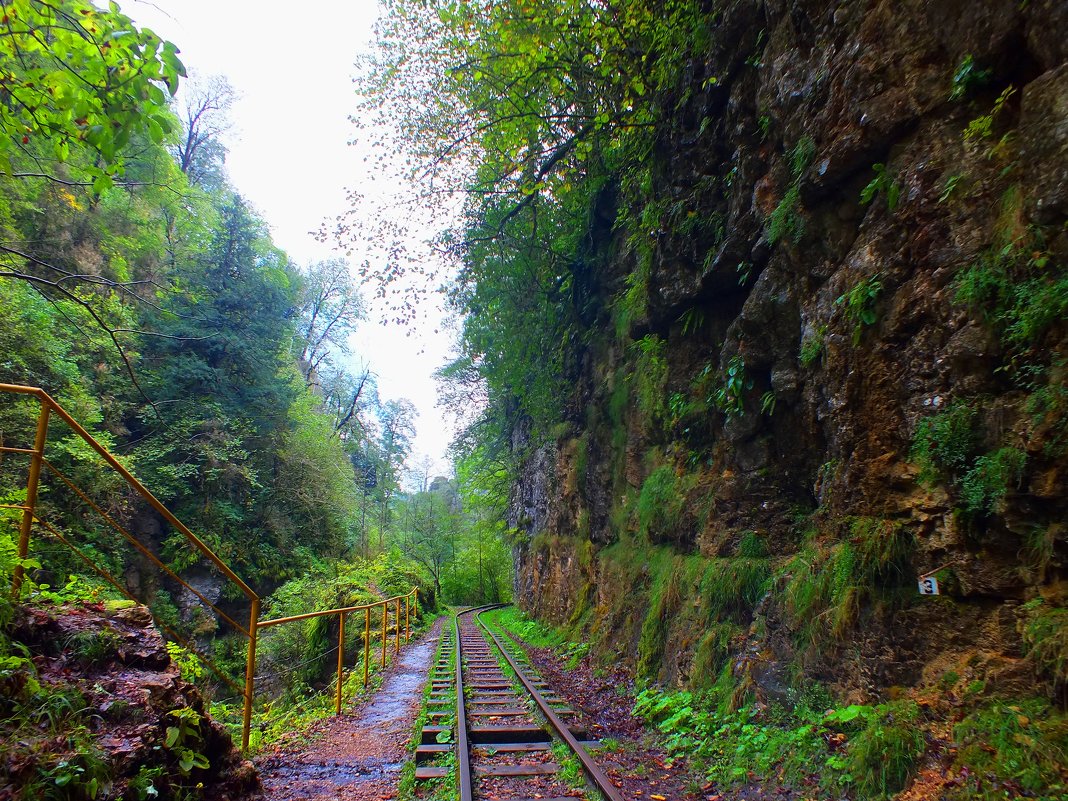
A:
[241,597,261,751]
[405,593,410,643]
[363,607,371,689]
[335,611,346,715]
[12,400,50,597]
[381,602,387,669]
[395,597,401,654]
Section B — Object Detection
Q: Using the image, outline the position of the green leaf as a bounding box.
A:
[91,174,114,195]
[147,117,164,144]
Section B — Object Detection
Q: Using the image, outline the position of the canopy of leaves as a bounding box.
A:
[0,0,186,191]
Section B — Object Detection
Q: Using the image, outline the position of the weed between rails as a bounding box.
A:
[401,615,456,801]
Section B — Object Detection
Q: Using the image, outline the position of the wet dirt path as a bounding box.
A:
[254,617,443,801]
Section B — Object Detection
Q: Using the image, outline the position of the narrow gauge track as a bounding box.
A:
[416,605,624,801]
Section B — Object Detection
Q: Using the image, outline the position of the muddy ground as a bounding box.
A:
[254,618,443,801]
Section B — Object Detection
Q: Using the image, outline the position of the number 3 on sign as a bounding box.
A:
[918,576,940,595]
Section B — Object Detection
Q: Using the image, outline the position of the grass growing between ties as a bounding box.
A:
[551,740,585,789]
[400,613,456,801]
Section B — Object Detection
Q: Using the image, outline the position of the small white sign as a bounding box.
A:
[918,576,940,595]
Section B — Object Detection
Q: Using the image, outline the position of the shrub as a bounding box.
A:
[959,446,1026,514]
[910,402,979,485]
[860,163,900,211]
[834,273,884,345]
[710,355,752,417]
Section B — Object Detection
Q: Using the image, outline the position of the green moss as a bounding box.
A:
[576,508,591,540]
[573,435,589,488]
[636,466,695,543]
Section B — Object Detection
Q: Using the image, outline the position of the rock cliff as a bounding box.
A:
[510,0,1068,707]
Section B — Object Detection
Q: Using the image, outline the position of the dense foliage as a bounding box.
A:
[351,0,709,462]
[0,0,512,703]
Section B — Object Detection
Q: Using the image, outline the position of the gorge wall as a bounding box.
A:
[509,0,1068,705]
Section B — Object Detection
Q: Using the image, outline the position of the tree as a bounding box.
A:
[374,399,417,549]
[173,73,236,188]
[399,487,458,602]
[296,259,365,388]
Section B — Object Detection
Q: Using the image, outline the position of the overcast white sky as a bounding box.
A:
[127,0,456,473]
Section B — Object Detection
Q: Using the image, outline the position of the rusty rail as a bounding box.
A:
[0,384,419,751]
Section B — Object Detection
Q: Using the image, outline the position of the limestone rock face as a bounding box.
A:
[509,0,1068,700]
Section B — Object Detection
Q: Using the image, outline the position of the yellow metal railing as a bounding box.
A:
[0,384,418,750]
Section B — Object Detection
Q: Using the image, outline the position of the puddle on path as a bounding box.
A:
[254,619,442,801]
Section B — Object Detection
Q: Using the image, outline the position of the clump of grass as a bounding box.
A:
[736,530,768,558]
[826,701,926,799]
[636,466,695,543]
[699,557,771,622]
[799,325,827,367]
[636,554,684,681]
[783,518,909,647]
[65,628,121,664]
[1021,599,1068,692]
[690,623,739,688]
[950,698,1068,799]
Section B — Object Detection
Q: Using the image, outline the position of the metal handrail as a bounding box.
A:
[0,383,420,750]
[258,587,419,715]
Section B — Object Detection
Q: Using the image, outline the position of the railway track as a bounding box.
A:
[415,605,624,801]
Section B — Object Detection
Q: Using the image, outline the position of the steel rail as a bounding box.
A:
[454,607,479,801]
[472,606,626,801]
